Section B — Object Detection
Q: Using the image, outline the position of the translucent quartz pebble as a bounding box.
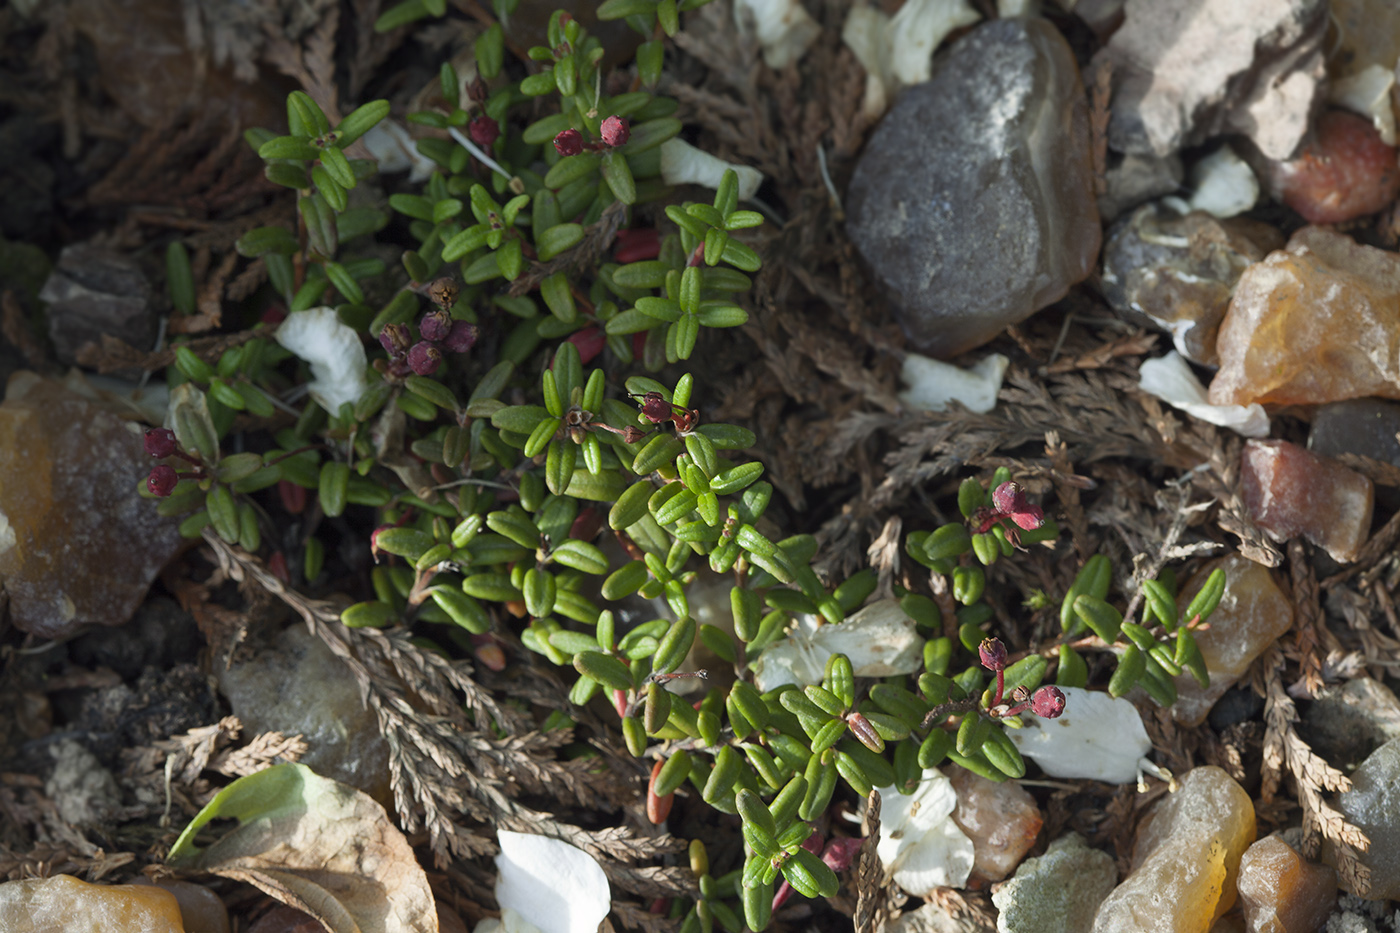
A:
[1334,737,1400,899]
[1102,204,1283,365]
[948,766,1043,883]
[218,625,392,802]
[1095,0,1326,160]
[1210,227,1400,407]
[1309,398,1400,510]
[1259,110,1400,224]
[846,18,1099,359]
[0,874,185,933]
[0,372,185,639]
[1240,439,1373,563]
[1236,836,1336,933]
[1171,555,1293,726]
[1092,766,1257,933]
[992,833,1117,933]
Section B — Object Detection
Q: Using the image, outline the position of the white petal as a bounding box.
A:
[495,832,610,933]
[841,6,894,119]
[898,352,1008,414]
[888,0,980,88]
[1138,352,1269,438]
[875,769,974,895]
[362,121,438,183]
[1005,686,1154,783]
[733,0,822,70]
[1184,146,1258,219]
[276,307,369,416]
[659,139,763,200]
[752,600,924,692]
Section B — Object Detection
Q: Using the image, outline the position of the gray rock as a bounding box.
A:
[846,18,1100,359]
[1096,0,1327,159]
[1310,399,1400,511]
[1300,678,1400,771]
[39,243,154,366]
[218,625,392,803]
[1098,152,1183,222]
[1101,203,1283,366]
[1335,737,1400,899]
[992,833,1117,933]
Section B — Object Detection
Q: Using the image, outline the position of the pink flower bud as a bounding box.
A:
[553,128,584,157]
[407,341,442,376]
[144,427,178,459]
[992,481,1025,514]
[147,464,179,497]
[418,309,452,342]
[1031,685,1066,719]
[468,115,499,148]
[1011,504,1045,531]
[979,637,1008,672]
[600,115,630,147]
[379,323,412,355]
[443,320,479,353]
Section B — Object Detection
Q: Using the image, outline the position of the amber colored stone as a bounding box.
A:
[0,373,185,639]
[1093,767,1257,933]
[132,878,231,933]
[949,766,1043,883]
[1240,439,1373,563]
[1172,555,1293,727]
[1209,227,1400,407]
[0,875,185,933]
[1236,836,1337,933]
[1264,111,1400,223]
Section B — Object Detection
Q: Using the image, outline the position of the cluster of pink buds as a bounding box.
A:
[377,300,478,379]
[143,428,204,497]
[553,115,630,157]
[979,637,1065,719]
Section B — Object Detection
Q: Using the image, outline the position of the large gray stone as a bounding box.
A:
[846,18,1100,359]
[1335,737,1400,899]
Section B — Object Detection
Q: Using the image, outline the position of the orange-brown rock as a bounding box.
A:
[1172,555,1293,726]
[0,875,185,933]
[949,766,1043,883]
[1236,836,1337,933]
[1210,227,1400,407]
[1241,439,1373,563]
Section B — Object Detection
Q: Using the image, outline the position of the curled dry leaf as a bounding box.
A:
[167,763,437,933]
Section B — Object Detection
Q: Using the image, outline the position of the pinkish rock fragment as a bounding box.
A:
[1261,110,1400,223]
[1209,227,1400,407]
[949,766,1043,883]
[1236,835,1336,933]
[0,373,185,639]
[1095,0,1327,160]
[1092,767,1257,933]
[1240,439,1373,563]
[1172,555,1294,727]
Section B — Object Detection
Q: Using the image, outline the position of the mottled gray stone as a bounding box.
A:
[993,833,1117,933]
[1101,203,1283,366]
[1096,0,1327,159]
[1299,678,1400,771]
[846,17,1100,359]
[39,243,154,366]
[1335,738,1400,899]
[218,625,392,803]
[1098,152,1183,222]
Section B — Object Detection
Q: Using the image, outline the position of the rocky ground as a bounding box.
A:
[4,0,1400,932]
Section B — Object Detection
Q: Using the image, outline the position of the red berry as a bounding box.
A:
[379,323,412,355]
[407,341,442,375]
[600,115,630,147]
[553,128,584,157]
[147,464,179,497]
[1031,685,1066,719]
[468,115,500,148]
[144,427,178,459]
